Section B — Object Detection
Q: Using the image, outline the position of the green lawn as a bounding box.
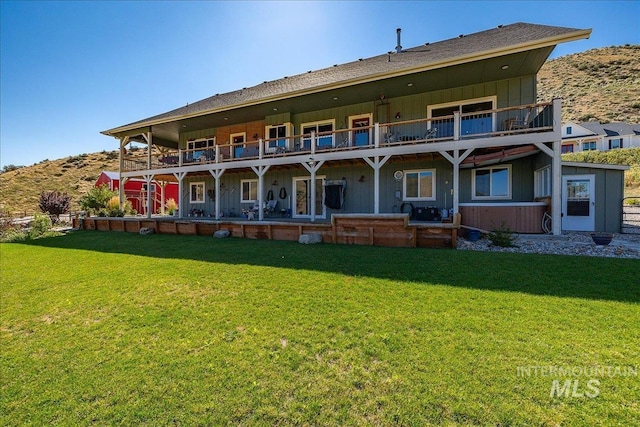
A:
[1,231,638,426]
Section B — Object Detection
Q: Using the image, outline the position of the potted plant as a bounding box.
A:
[591,233,613,246]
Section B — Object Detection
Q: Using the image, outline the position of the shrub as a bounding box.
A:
[38,191,71,223]
[166,198,178,215]
[488,223,517,248]
[1,164,24,174]
[0,210,18,237]
[79,184,117,216]
[29,212,52,239]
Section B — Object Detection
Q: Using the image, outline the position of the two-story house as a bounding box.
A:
[99,22,630,244]
[562,121,640,153]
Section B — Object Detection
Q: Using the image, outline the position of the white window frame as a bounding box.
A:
[230,132,246,159]
[427,96,497,131]
[609,138,622,150]
[189,182,205,203]
[240,179,258,203]
[472,165,512,200]
[403,169,437,201]
[300,119,335,148]
[534,166,552,198]
[583,141,597,151]
[348,113,373,146]
[265,123,292,153]
[187,137,215,151]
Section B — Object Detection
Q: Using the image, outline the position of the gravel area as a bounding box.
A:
[457,232,640,259]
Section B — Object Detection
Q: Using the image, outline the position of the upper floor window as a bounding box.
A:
[265,123,292,152]
[472,165,511,200]
[427,96,497,138]
[403,169,436,201]
[301,120,335,149]
[566,126,572,135]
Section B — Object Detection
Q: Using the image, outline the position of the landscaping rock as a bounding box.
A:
[139,227,155,235]
[213,229,230,238]
[299,233,322,244]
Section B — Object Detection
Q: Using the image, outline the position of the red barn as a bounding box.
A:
[95,171,179,215]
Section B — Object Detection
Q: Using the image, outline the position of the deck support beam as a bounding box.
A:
[363,155,391,214]
[142,131,152,170]
[251,165,271,221]
[209,169,226,220]
[552,98,562,235]
[173,172,186,218]
[301,159,324,222]
[142,175,153,218]
[118,136,130,210]
[158,180,167,215]
[440,148,473,216]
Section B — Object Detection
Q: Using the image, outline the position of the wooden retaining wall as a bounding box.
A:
[73,214,457,248]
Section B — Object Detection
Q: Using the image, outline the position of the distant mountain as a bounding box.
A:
[537,45,640,123]
[2,46,639,215]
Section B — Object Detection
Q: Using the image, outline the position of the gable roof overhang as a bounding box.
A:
[102,23,591,147]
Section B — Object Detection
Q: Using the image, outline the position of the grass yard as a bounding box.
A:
[1,231,639,426]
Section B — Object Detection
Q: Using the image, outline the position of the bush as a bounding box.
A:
[29,212,52,239]
[166,198,178,215]
[0,212,59,243]
[39,191,71,223]
[488,223,517,248]
[79,184,117,216]
[0,210,18,238]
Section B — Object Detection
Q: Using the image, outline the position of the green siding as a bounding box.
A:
[562,166,625,233]
[179,127,217,147]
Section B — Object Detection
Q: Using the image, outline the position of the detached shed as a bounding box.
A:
[95,171,179,215]
[561,162,628,233]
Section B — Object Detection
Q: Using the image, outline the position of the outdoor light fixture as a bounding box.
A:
[395,112,401,119]
[501,65,509,70]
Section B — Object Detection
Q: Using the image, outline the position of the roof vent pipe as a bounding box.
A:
[396,28,402,53]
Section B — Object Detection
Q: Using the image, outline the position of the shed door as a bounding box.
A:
[562,175,595,231]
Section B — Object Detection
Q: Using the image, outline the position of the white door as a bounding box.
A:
[562,175,595,231]
[293,176,326,219]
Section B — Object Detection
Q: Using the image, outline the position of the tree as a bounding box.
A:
[38,191,71,223]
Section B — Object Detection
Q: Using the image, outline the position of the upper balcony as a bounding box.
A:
[122,102,555,173]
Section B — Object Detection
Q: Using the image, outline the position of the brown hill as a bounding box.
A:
[2,47,639,215]
[0,151,120,216]
[537,45,640,123]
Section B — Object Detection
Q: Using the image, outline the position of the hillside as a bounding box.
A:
[0,151,120,215]
[2,46,639,215]
[537,45,640,123]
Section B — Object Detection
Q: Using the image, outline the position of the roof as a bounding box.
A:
[100,171,119,180]
[104,22,591,136]
[562,161,629,171]
[579,121,640,137]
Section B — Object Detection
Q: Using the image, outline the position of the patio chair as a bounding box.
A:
[508,109,532,130]
[264,199,278,214]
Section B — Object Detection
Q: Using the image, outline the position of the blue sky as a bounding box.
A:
[1,0,638,168]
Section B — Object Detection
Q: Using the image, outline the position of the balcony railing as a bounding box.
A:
[122,102,554,172]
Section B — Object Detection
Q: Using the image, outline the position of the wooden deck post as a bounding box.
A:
[210,169,225,220]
